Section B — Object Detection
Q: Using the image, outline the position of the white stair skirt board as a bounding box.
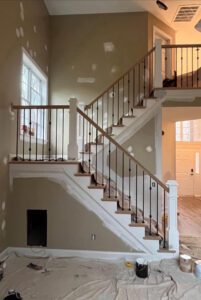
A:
[4,247,177,261]
[10,163,162,256]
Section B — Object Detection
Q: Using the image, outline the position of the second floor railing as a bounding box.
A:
[85,47,155,133]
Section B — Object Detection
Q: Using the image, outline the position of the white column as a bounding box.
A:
[154,39,163,88]
[166,180,179,252]
[68,98,78,160]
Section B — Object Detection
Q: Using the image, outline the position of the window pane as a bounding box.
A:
[31,73,40,93]
[31,89,41,105]
[22,82,29,100]
[22,65,29,84]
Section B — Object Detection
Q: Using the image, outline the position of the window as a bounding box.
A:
[21,50,47,140]
[176,119,201,142]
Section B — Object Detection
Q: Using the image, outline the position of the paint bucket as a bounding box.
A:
[194,260,201,278]
[179,254,192,272]
[136,258,148,278]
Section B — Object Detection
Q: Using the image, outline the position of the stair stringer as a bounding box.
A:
[114,93,167,146]
[9,163,161,256]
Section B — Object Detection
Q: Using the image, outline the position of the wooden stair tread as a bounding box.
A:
[115,208,133,215]
[88,184,106,189]
[158,248,176,253]
[74,173,91,177]
[112,124,124,128]
[122,115,135,118]
[102,196,119,202]
[143,235,161,240]
[129,222,146,227]
[133,106,146,109]
[80,151,92,154]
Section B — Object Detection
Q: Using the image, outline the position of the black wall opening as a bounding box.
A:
[27,210,47,247]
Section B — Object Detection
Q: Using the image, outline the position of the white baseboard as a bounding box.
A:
[0,248,9,261]
[4,247,177,262]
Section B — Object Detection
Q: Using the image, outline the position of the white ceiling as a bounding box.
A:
[44,0,201,30]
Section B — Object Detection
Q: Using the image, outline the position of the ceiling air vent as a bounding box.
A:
[174,5,199,22]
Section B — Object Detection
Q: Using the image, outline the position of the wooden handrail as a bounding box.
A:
[162,44,201,49]
[77,107,169,192]
[11,104,70,110]
[85,47,155,110]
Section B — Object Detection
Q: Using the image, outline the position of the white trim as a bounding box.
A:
[22,48,47,81]
[0,248,9,261]
[5,247,178,261]
[153,26,173,46]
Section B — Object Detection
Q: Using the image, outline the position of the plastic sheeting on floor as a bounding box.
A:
[0,254,201,299]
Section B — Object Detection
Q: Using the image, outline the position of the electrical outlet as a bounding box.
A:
[91,233,96,241]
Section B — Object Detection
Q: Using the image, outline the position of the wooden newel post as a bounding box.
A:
[154,39,163,89]
[166,180,179,252]
[68,98,78,160]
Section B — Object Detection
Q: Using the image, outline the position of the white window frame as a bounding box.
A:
[21,48,48,143]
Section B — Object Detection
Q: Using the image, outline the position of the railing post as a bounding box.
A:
[154,39,163,88]
[166,180,179,252]
[68,98,78,160]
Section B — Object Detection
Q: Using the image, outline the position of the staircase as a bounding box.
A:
[9,41,201,258]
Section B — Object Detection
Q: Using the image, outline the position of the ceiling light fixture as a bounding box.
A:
[156,0,168,11]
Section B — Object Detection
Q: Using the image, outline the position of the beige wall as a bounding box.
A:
[49,12,149,106]
[7,178,133,252]
[0,0,49,252]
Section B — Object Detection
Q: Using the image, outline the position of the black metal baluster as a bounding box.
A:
[112,86,114,126]
[115,147,118,198]
[135,164,138,222]
[62,108,64,160]
[36,109,38,161]
[23,108,25,161]
[197,47,199,87]
[92,105,94,141]
[117,81,119,124]
[133,67,135,110]
[29,108,31,161]
[48,108,51,161]
[143,58,146,99]
[96,100,99,127]
[95,128,98,186]
[128,159,131,211]
[165,48,167,79]
[108,141,111,198]
[142,170,145,223]
[138,63,141,105]
[157,183,159,236]
[55,109,58,161]
[128,73,130,115]
[88,122,91,173]
[163,190,166,248]
[192,47,194,87]
[186,48,188,87]
[102,135,104,186]
[122,152,124,210]
[16,109,19,160]
[107,91,109,133]
[123,76,125,116]
[181,48,183,87]
[82,116,85,164]
[149,176,152,235]
[102,97,103,130]
[42,108,45,161]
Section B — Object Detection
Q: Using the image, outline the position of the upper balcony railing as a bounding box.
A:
[162,43,201,88]
[85,47,155,133]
